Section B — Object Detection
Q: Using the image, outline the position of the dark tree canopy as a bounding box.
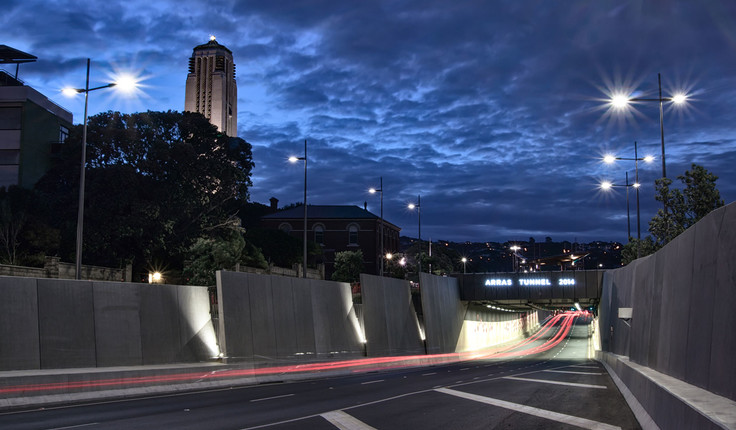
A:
[34,110,254,279]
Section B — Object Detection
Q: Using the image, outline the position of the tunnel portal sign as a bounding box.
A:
[484,277,575,287]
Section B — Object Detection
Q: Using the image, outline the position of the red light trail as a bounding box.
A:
[0,312,588,397]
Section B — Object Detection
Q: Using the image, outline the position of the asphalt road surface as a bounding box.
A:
[0,313,641,429]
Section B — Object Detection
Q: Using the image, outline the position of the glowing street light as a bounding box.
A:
[408,195,421,274]
[600,172,643,258]
[602,141,654,258]
[509,245,521,272]
[461,257,467,274]
[606,73,690,180]
[288,140,308,278]
[369,177,384,276]
[63,58,137,280]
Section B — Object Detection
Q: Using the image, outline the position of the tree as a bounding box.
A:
[332,250,364,283]
[0,186,59,266]
[0,186,30,265]
[649,164,723,248]
[620,236,657,265]
[34,110,254,278]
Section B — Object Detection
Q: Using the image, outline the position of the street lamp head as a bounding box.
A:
[671,93,688,104]
[61,87,80,97]
[369,188,377,194]
[386,252,393,260]
[600,181,613,190]
[643,155,655,163]
[288,156,299,163]
[603,154,617,164]
[633,182,641,188]
[461,257,467,263]
[610,93,630,109]
[113,74,138,94]
[408,203,416,210]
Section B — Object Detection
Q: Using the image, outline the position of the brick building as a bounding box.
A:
[261,204,401,278]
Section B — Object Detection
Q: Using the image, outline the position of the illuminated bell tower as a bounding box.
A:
[185,36,237,136]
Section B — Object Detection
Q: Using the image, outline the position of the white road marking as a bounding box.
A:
[360,379,384,385]
[47,424,99,430]
[569,365,600,369]
[504,376,607,389]
[544,370,603,375]
[250,393,295,402]
[422,372,437,376]
[435,388,621,430]
[321,410,378,430]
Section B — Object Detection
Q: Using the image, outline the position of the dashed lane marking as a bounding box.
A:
[360,380,384,385]
[250,393,295,402]
[436,388,621,430]
[503,376,607,389]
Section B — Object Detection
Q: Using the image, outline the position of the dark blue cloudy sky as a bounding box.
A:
[4,0,735,243]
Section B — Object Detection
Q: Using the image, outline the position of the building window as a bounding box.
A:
[314,225,324,245]
[348,224,359,245]
[59,126,69,144]
[279,223,292,233]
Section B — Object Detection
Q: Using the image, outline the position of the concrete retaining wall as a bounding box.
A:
[599,201,736,429]
[216,271,364,362]
[360,274,424,356]
[600,201,736,402]
[419,273,466,354]
[0,277,217,371]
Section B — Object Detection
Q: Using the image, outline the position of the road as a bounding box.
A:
[0,313,641,429]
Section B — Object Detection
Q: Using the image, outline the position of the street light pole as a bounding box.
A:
[603,141,652,258]
[408,195,421,274]
[71,59,117,280]
[369,178,384,276]
[289,140,308,278]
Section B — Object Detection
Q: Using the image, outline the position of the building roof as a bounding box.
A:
[192,38,232,55]
[262,205,400,230]
[0,45,37,64]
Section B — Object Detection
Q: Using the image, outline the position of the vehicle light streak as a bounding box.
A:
[0,312,587,396]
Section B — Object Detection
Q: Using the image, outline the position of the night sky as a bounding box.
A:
[4,1,735,244]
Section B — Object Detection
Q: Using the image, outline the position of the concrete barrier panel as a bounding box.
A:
[685,214,719,387]
[659,227,695,379]
[0,276,40,370]
[292,278,317,355]
[38,279,96,368]
[216,271,254,360]
[420,273,465,354]
[93,282,143,366]
[709,203,736,399]
[270,276,299,358]
[361,274,423,356]
[247,275,278,360]
[310,279,363,357]
[176,285,218,361]
[140,284,182,364]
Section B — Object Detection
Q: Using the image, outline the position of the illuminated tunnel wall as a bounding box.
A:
[599,201,736,407]
[0,278,218,371]
[419,273,546,354]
